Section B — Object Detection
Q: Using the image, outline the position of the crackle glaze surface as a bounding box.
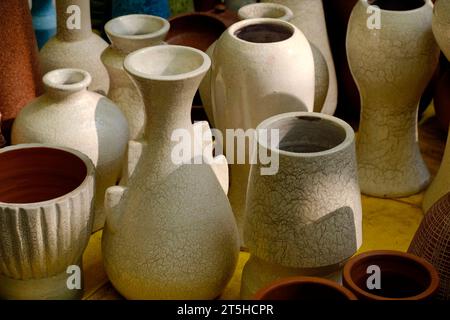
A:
[347,0,439,197]
[262,0,337,114]
[102,45,239,300]
[101,14,170,140]
[12,69,129,232]
[40,0,109,94]
[0,144,95,300]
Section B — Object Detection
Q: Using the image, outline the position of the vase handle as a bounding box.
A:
[104,185,127,234]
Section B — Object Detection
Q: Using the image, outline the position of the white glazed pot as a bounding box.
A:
[102,45,239,300]
[0,144,95,300]
[40,0,110,94]
[12,69,129,231]
[241,112,362,299]
[347,0,439,197]
[101,14,170,141]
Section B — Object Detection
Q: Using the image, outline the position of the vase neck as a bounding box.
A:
[56,0,92,41]
[31,0,54,14]
[43,69,92,100]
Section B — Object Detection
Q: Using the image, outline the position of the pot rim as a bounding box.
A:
[0,143,95,208]
[254,276,358,300]
[43,68,91,93]
[255,112,355,158]
[105,14,170,41]
[124,44,211,82]
[343,250,440,300]
[361,0,432,14]
[238,3,294,22]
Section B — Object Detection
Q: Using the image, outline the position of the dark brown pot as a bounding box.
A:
[254,277,357,300]
[434,58,450,132]
[0,0,42,143]
[343,250,440,300]
[194,0,219,12]
[409,193,450,300]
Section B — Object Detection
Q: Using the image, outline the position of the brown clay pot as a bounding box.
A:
[434,57,450,132]
[343,250,440,300]
[0,0,42,143]
[409,193,450,300]
[254,277,357,300]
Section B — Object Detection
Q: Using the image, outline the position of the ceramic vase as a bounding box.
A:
[211,18,315,244]
[0,144,95,300]
[40,0,110,95]
[347,0,439,197]
[225,0,257,12]
[241,112,363,299]
[343,251,440,300]
[423,0,450,211]
[101,14,170,141]
[31,0,57,49]
[409,193,450,300]
[262,0,337,115]
[102,45,239,300]
[112,0,171,18]
[0,0,42,143]
[11,68,129,232]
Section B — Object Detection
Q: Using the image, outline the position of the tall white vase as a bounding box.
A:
[102,45,239,300]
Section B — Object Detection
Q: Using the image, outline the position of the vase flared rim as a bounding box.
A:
[124,45,211,81]
[361,0,431,14]
[0,144,95,208]
[43,68,91,94]
[238,3,294,22]
[256,112,355,158]
[105,14,170,42]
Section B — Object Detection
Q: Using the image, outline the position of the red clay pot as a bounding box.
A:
[0,0,42,143]
[343,250,440,300]
[409,193,450,300]
[254,277,357,300]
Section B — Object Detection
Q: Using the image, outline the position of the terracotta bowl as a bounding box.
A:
[343,250,440,300]
[254,277,357,300]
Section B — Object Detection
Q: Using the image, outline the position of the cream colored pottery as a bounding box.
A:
[211,18,315,244]
[101,14,170,141]
[0,144,95,300]
[424,0,450,211]
[241,112,362,299]
[262,0,337,115]
[102,45,239,300]
[347,0,439,197]
[11,69,129,232]
[237,2,294,21]
[40,0,109,95]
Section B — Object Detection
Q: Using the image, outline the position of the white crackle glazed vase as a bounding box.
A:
[101,14,170,141]
[12,68,129,232]
[0,144,95,300]
[102,45,239,300]
[211,18,315,244]
[241,112,363,299]
[40,0,110,94]
[347,0,439,197]
[423,0,450,211]
[262,0,337,114]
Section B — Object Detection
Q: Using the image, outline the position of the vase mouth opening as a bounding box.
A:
[230,18,295,44]
[0,145,92,205]
[43,69,92,93]
[238,3,293,22]
[364,0,427,12]
[256,112,354,157]
[124,45,211,81]
[343,250,440,300]
[105,14,170,41]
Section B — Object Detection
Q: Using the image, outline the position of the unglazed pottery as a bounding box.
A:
[211,19,315,243]
[424,0,450,211]
[409,193,450,300]
[241,112,362,299]
[102,14,170,141]
[112,0,171,19]
[0,0,42,143]
[347,0,439,197]
[237,2,293,21]
[225,0,257,11]
[40,0,110,94]
[102,45,239,300]
[343,250,440,300]
[32,0,57,49]
[0,144,95,300]
[262,0,337,115]
[12,69,129,232]
[254,277,357,300]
